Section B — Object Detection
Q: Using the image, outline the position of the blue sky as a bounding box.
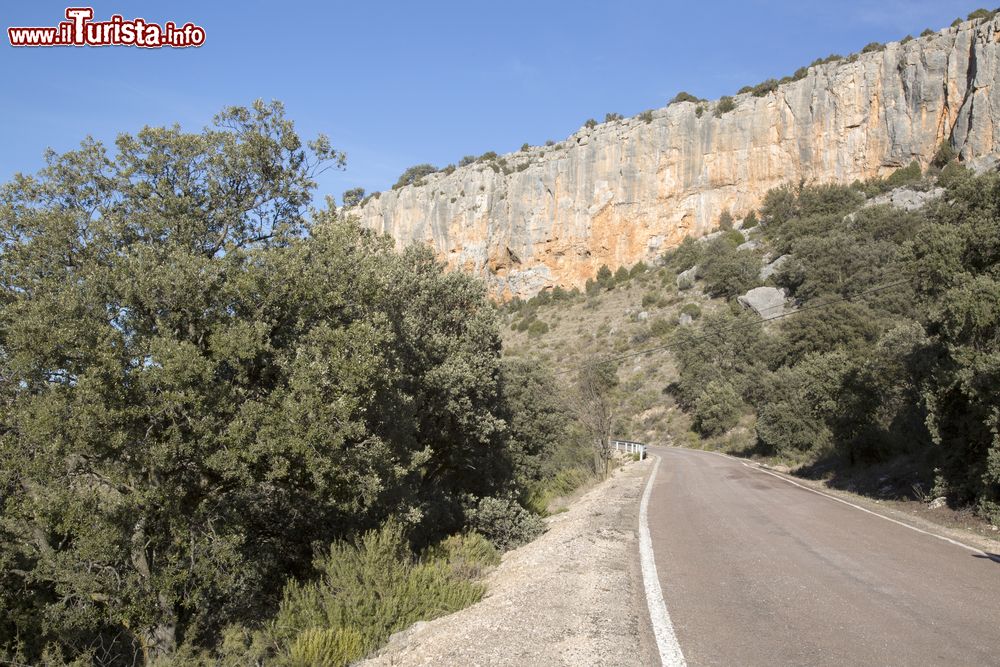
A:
[0,1,985,202]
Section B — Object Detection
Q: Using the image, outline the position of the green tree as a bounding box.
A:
[718,210,734,230]
[596,264,614,289]
[0,102,521,663]
[693,380,743,436]
[392,163,437,189]
[701,248,760,299]
[342,186,365,207]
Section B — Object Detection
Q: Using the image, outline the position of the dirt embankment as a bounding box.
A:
[362,461,654,666]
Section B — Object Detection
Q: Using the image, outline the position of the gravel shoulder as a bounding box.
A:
[362,460,655,666]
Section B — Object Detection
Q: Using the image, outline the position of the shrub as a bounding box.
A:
[680,303,701,320]
[614,266,630,284]
[693,380,743,436]
[702,249,761,299]
[524,467,595,514]
[792,66,809,80]
[719,210,734,230]
[695,105,705,118]
[630,261,649,278]
[585,278,600,296]
[341,187,365,208]
[968,8,994,20]
[527,319,549,337]
[545,139,555,146]
[670,91,702,105]
[932,141,957,168]
[649,317,674,337]
[638,110,654,123]
[596,264,614,289]
[714,96,736,117]
[938,161,970,188]
[920,28,934,37]
[642,292,658,307]
[883,160,922,189]
[951,18,963,27]
[663,236,705,272]
[443,164,456,175]
[755,401,830,456]
[584,118,597,129]
[270,522,486,661]
[861,42,884,53]
[605,112,623,122]
[393,163,437,189]
[751,79,779,97]
[465,496,545,551]
[742,211,759,229]
[900,35,913,44]
[458,155,476,167]
[520,143,530,152]
[479,150,498,162]
[288,627,364,667]
[738,85,753,94]
[423,532,500,580]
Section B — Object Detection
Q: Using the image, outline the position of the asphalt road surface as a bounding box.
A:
[644,446,1000,667]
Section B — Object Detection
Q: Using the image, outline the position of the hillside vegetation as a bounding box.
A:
[504,154,1000,525]
[0,102,598,666]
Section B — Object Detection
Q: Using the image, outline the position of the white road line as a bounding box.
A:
[692,447,990,558]
[639,455,686,667]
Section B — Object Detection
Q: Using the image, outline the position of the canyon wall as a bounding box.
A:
[354,17,1000,299]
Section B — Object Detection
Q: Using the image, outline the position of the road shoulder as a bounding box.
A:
[362,460,655,666]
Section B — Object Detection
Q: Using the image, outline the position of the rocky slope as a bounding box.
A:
[355,16,1000,298]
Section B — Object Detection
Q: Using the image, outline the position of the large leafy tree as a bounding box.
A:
[912,172,1000,519]
[0,101,515,664]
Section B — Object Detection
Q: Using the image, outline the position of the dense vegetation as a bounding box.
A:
[0,102,591,665]
[667,160,1000,523]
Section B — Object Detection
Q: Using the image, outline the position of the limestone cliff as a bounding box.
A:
[354,17,1000,299]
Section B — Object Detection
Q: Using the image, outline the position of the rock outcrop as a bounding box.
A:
[355,17,1000,299]
[867,186,947,211]
[738,286,791,318]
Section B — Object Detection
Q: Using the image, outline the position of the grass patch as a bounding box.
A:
[257,522,497,666]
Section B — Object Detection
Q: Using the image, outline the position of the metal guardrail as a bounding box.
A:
[611,439,647,459]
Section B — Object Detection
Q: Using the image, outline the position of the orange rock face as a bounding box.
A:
[355,18,1000,299]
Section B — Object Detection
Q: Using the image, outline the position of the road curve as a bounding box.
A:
[644,446,1000,667]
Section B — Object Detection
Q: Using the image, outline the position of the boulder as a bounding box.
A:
[759,254,790,281]
[676,265,698,290]
[737,286,789,318]
[867,187,945,212]
[678,313,694,326]
[737,239,760,252]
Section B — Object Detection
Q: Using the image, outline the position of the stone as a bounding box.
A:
[759,254,790,281]
[637,311,649,321]
[867,187,946,211]
[678,313,694,326]
[355,17,1000,299]
[676,265,698,290]
[737,286,789,318]
[737,239,760,252]
[928,497,947,510]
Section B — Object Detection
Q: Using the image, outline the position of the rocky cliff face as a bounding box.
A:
[354,17,1000,299]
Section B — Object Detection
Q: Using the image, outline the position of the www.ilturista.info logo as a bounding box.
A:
[8,7,205,48]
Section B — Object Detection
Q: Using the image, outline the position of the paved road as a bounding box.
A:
[644,446,1000,667]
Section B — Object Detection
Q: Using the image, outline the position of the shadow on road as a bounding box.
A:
[972,553,1000,564]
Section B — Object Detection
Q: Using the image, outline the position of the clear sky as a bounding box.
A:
[0,1,986,202]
